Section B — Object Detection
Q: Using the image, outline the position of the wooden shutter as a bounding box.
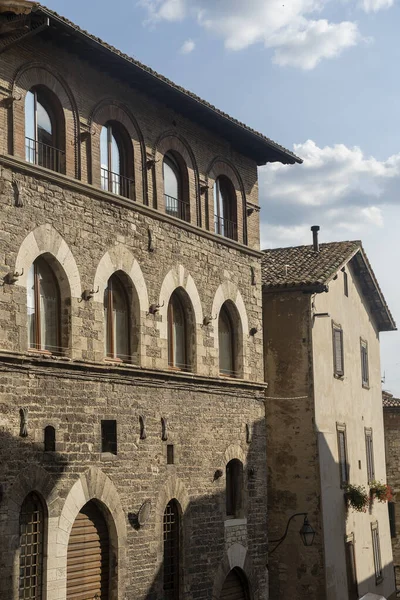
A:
[67,502,109,600]
[220,569,249,600]
[333,326,344,376]
[345,536,358,600]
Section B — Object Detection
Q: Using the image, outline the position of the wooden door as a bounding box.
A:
[67,502,109,600]
[220,569,249,600]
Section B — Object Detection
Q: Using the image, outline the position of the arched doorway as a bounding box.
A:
[220,568,250,600]
[67,501,110,600]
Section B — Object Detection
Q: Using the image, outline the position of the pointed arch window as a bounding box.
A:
[44,426,56,452]
[101,122,134,199]
[19,492,45,600]
[163,500,180,599]
[27,258,60,353]
[214,176,237,240]
[25,88,65,173]
[168,292,187,370]
[226,459,244,518]
[219,304,235,376]
[163,153,189,222]
[104,274,130,361]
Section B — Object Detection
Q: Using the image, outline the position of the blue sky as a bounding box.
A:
[43,0,400,394]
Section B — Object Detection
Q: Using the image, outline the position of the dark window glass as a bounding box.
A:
[333,325,344,376]
[219,305,234,376]
[214,176,237,240]
[100,123,134,199]
[19,493,44,600]
[389,502,396,538]
[344,270,349,297]
[101,420,117,454]
[167,444,174,465]
[371,522,383,583]
[163,500,180,599]
[168,293,187,370]
[163,154,189,222]
[337,425,349,487]
[226,459,243,518]
[27,258,60,353]
[104,274,130,361]
[345,536,358,600]
[44,426,56,452]
[25,89,64,173]
[365,428,375,483]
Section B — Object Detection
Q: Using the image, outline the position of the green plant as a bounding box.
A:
[370,480,393,503]
[344,484,369,512]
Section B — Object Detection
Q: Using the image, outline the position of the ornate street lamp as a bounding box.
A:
[269,512,316,554]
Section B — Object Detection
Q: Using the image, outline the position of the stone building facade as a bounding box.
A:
[0,2,301,600]
[262,234,396,600]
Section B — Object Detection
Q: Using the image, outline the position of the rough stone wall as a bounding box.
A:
[262,291,325,600]
[384,407,400,582]
[0,26,268,600]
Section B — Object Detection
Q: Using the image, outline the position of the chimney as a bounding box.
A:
[311,225,320,252]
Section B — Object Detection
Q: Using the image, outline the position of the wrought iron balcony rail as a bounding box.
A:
[101,168,135,200]
[25,137,65,174]
[214,214,238,241]
[164,194,190,222]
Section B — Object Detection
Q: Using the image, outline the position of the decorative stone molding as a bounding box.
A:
[211,544,257,600]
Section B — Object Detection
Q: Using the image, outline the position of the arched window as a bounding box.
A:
[101,122,134,199]
[163,153,189,222]
[214,176,237,240]
[163,500,180,599]
[44,425,56,452]
[226,459,244,518]
[19,492,45,600]
[25,87,65,173]
[168,292,188,370]
[104,274,130,361]
[27,257,60,353]
[219,304,235,376]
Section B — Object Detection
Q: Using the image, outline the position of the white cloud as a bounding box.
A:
[361,0,394,12]
[180,38,195,54]
[139,0,369,69]
[260,140,400,247]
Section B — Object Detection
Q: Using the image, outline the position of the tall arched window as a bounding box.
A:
[226,459,244,518]
[27,257,60,353]
[168,292,187,370]
[163,153,189,222]
[219,304,235,376]
[19,492,45,600]
[25,88,64,173]
[214,176,237,240]
[101,122,134,199]
[163,500,180,599]
[104,274,130,361]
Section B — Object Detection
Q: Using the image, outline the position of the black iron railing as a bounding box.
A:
[165,194,190,222]
[25,137,65,173]
[214,214,238,241]
[101,168,135,200]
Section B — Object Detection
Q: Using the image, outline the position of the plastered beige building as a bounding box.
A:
[262,231,396,600]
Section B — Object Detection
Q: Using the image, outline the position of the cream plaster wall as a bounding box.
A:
[312,262,395,600]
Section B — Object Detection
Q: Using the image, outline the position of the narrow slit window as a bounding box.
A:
[168,292,187,371]
[44,425,56,452]
[389,502,396,538]
[101,420,117,454]
[361,340,369,387]
[333,324,344,377]
[167,444,174,465]
[345,534,358,600]
[371,522,383,584]
[365,428,375,483]
[163,500,180,599]
[343,269,349,297]
[337,423,349,487]
[226,459,243,518]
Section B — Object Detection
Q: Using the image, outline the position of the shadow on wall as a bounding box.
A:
[267,427,395,600]
[0,405,268,600]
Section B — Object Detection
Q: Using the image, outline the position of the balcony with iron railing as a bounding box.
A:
[101,168,135,200]
[214,214,238,241]
[25,137,65,174]
[164,194,190,222]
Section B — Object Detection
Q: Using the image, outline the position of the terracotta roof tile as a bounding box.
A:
[383,396,400,408]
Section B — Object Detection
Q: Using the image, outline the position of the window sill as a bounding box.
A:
[375,576,383,585]
[334,373,344,380]
[224,518,247,527]
[362,383,370,390]
[100,452,118,461]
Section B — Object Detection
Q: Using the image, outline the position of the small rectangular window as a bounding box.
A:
[333,324,344,377]
[371,522,383,584]
[337,423,349,487]
[361,340,369,387]
[389,502,396,538]
[343,270,349,297]
[167,444,174,465]
[101,420,117,454]
[345,534,358,600]
[365,428,375,483]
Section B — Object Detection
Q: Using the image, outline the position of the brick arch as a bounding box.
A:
[211,281,249,378]
[15,223,81,299]
[89,99,146,203]
[153,131,200,225]
[212,546,256,600]
[55,467,127,600]
[12,62,79,178]
[206,157,247,244]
